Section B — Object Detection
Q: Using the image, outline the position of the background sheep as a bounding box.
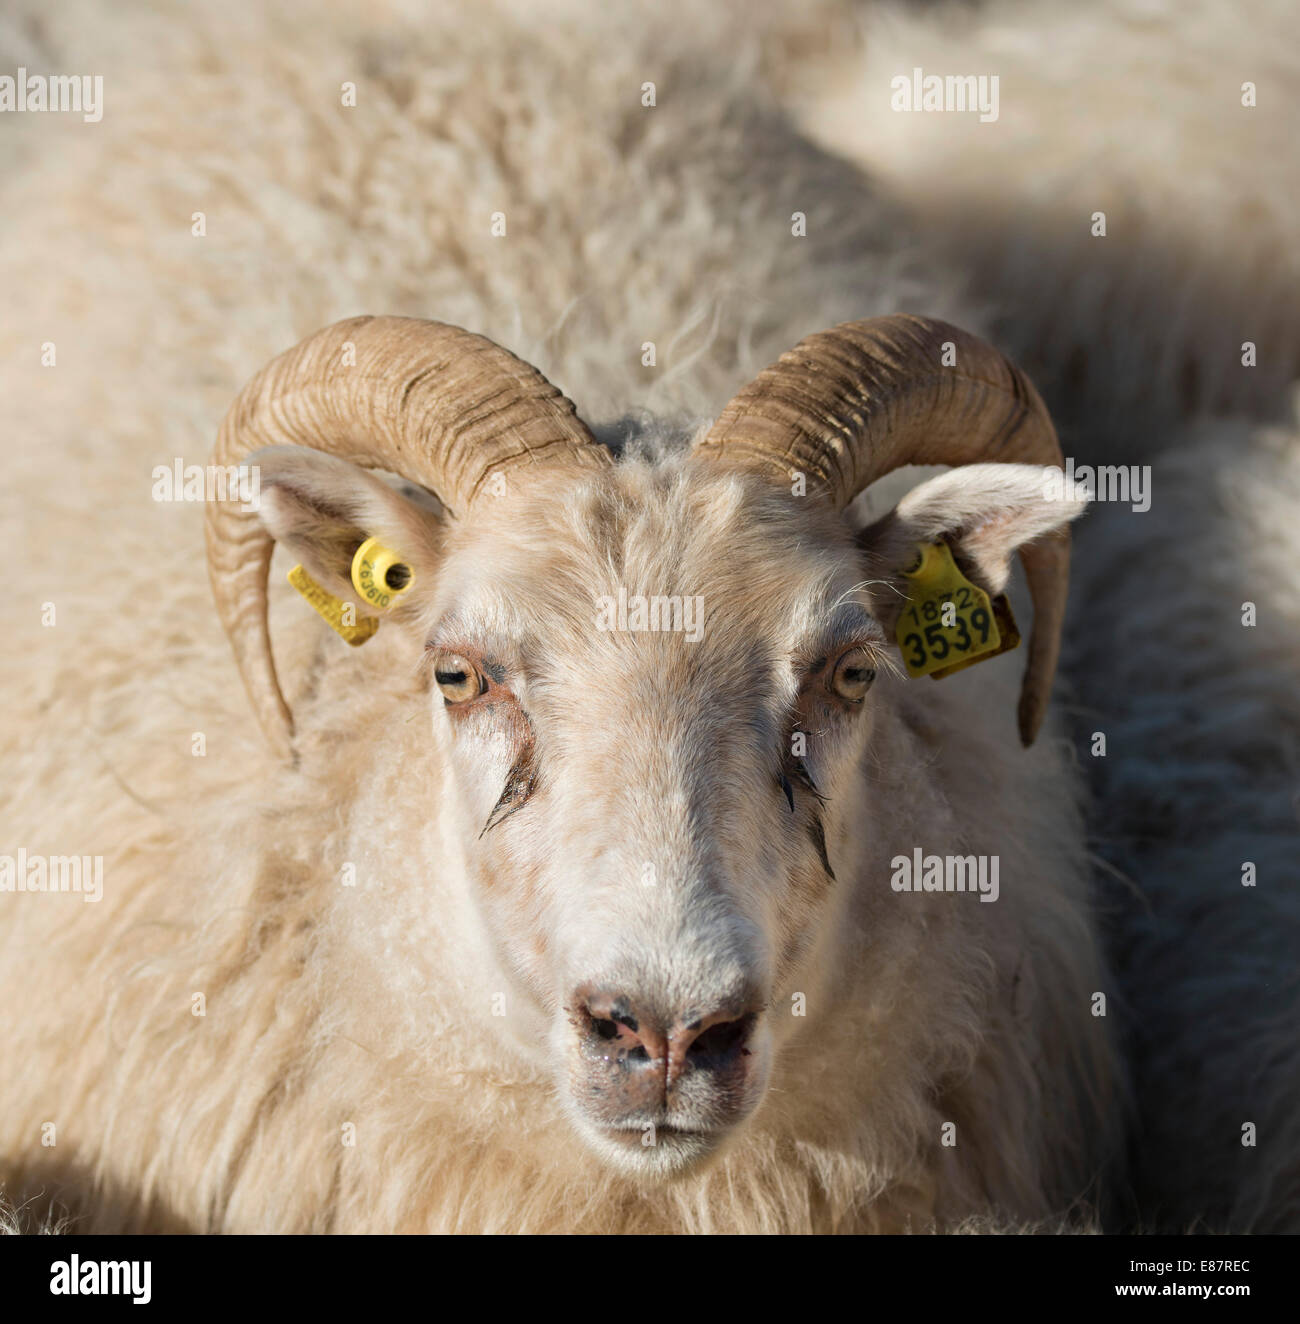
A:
[0,0,1295,1233]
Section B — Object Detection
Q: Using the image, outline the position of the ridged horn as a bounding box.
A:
[206,315,607,761]
[694,314,1067,744]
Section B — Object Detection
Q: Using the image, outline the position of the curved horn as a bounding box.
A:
[206,315,607,761]
[694,314,1067,745]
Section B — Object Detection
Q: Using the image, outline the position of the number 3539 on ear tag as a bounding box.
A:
[895,541,1021,680]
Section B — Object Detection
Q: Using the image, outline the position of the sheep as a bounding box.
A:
[0,0,1294,1234]
[0,302,1121,1232]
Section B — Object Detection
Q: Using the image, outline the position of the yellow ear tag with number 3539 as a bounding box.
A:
[896,542,1020,679]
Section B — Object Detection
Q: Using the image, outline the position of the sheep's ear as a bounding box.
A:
[251,445,445,609]
[856,463,1088,630]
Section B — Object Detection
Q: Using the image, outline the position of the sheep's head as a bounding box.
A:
[206,315,1084,1177]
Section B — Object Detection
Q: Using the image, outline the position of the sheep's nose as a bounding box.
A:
[575,989,757,1095]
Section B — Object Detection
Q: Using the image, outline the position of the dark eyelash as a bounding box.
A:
[481,744,538,836]
[777,754,827,813]
[792,758,827,804]
[777,758,837,880]
[808,815,836,881]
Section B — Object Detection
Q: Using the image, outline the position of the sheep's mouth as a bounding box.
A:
[599,1123,716,1144]
[583,1119,729,1176]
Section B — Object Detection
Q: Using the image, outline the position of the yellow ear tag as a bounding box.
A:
[287,565,379,646]
[350,537,415,612]
[896,542,1020,680]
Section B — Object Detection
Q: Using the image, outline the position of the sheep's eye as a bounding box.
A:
[434,652,481,704]
[830,647,876,703]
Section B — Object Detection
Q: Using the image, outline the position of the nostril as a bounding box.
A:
[580,1001,657,1064]
[687,1013,755,1063]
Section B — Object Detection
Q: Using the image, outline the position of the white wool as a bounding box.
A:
[798,0,1300,447]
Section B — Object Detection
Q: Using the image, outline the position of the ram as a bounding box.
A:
[2,305,1118,1232]
[0,0,1295,1237]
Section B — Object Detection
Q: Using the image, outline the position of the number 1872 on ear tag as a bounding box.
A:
[895,542,1020,680]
